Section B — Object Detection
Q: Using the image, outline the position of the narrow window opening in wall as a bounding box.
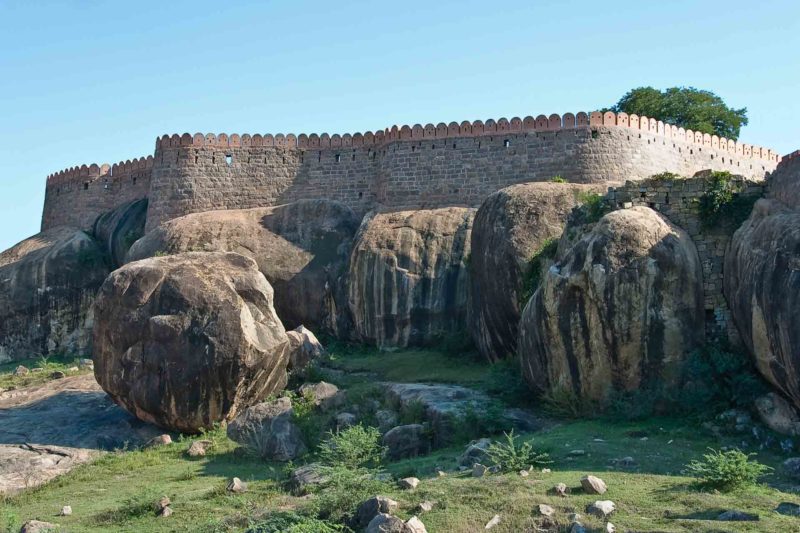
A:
[647,202,655,209]
[750,164,753,170]
[678,148,681,154]
[503,139,510,148]
[83,182,89,190]
[705,309,715,323]
[225,154,232,166]
[56,188,60,195]
[358,192,363,199]
[640,192,647,199]
[411,145,415,152]
[710,155,714,160]
[627,136,630,141]
[132,177,137,185]
[478,141,481,149]
[352,154,356,161]
[335,154,341,163]
[452,142,456,149]
[432,144,435,150]
[194,156,198,164]
[690,150,693,155]
[737,162,740,167]
[665,193,670,205]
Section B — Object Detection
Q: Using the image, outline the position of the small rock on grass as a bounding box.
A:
[226,477,247,493]
[552,482,569,497]
[365,513,406,533]
[472,463,488,478]
[485,514,501,529]
[406,515,427,533]
[19,520,57,533]
[355,496,399,529]
[59,505,72,516]
[580,475,607,495]
[776,502,800,516]
[536,504,555,517]
[50,371,66,379]
[605,523,616,533]
[13,365,29,377]
[417,500,435,512]
[186,439,213,457]
[144,434,172,448]
[154,496,170,512]
[158,506,173,517]
[399,477,420,490]
[717,509,759,521]
[587,500,616,518]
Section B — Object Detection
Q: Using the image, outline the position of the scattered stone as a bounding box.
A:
[717,509,759,521]
[365,513,407,533]
[290,463,327,494]
[30,368,43,373]
[19,520,58,533]
[336,412,357,430]
[155,495,171,512]
[472,463,488,478]
[158,506,173,517]
[568,513,582,522]
[375,409,399,433]
[487,465,501,474]
[227,397,307,461]
[783,457,800,480]
[536,504,555,517]
[587,500,616,518]
[226,477,247,493]
[458,438,492,467]
[13,365,29,377]
[417,501,435,512]
[383,424,430,459]
[67,367,79,373]
[144,434,172,448]
[518,470,529,477]
[776,502,800,517]
[59,505,72,516]
[569,449,586,456]
[50,371,66,380]
[605,523,616,533]
[405,515,427,533]
[580,475,607,495]
[569,523,587,533]
[484,514,501,529]
[755,392,800,436]
[542,468,551,474]
[399,477,420,490]
[436,470,446,477]
[186,439,213,457]
[355,496,399,529]
[610,456,636,468]
[298,381,343,410]
[553,482,569,497]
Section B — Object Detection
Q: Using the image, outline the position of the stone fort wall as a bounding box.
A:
[41,110,781,233]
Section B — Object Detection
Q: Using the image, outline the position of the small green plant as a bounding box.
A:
[486,430,551,473]
[307,466,392,523]
[318,425,386,469]
[518,238,558,308]
[698,171,758,230]
[248,512,344,533]
[398,399,427,425]
[649,171,683,182]
[577,192,611,224]
[153,250,169,257]
[685,448,772,491]
[550,175,567,183]
[290,389,327,447]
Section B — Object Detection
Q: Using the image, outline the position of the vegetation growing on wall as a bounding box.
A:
[698,171,759,230]
[518,238,558,308]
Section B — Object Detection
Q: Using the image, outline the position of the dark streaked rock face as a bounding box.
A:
[127,199,360,335]
[469,182,604,362]
[0,227,109,362]
[725,198,800,409]
[348,208,474,348]
[519,206,704,403]
[92,251,289,433]
[92,198,148,268]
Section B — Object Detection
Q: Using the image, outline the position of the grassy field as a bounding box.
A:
[0,354,90,391]
[2,347,800,532]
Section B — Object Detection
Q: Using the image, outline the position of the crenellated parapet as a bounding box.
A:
[154,111,780,163]
[46,156,154,189]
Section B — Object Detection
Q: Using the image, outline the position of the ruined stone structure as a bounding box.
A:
[41,111,780,233]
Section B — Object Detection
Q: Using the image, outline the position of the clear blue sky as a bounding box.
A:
[1,0,798,251]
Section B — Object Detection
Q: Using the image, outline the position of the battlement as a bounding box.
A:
[153,111,780,164]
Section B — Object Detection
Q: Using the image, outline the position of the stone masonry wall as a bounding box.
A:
[42,157,152,231]
[606,174,766,342]
[144,111,779,231]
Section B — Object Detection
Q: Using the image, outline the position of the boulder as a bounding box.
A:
[298,381,342,410]
[226,477,247,493]
[348,208,474,348]
[186,439,213,457]
[470,183,604,362]
[458,438,492,467]
[366,513,408,533]
[92,198,148,268]
[783,457,800,480]
[754,392,800,436]
[126,200,360,334]
[19,520,58,533]
[383,424,430,459]
[286,325,326,372]
[587,500,616,518]
[519,207,704,402]
[725,198,800,409]
[0,227,109,362]
[289,463,326,494]
[227,397,307,461]
[399,477,420,490]
[581,475,608,495]
[93,252,289,433]
[405,516,427,533]
[355,496,399,529]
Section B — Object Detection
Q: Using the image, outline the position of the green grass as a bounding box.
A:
[0,354,89,390]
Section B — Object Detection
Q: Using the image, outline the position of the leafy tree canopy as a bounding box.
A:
[610,86,748,140]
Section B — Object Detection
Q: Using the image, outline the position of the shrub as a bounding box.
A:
[518,238,559,308]
[541,385,595,419]
[486,430,551,473]
[685,448,772,491]
[698,171,758,230]
[307,466,392,523]
[650,171,683,182]
[577,192,611,224]
[318,425,385,469]
[550,175,567,183]
[248,512,343,533]
[291,389,327,448]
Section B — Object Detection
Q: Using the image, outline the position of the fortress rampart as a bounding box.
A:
[41,111,781,233]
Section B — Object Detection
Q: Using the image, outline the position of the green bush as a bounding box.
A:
[541,385,595,419]
[698,171,758,230]
[518,238,559,308]
[486,430,551,473]
[318,425,386,469]
[307,466,392,523]
[685,448,772,491]
[650,171,683,182]
[247,512,343,533]
[577,192,611,224]
[550,175,567,183]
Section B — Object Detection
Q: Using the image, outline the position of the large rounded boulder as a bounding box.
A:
[0,227,109,362]
[518,206,704,402]
[348,208,474,348]
[725,197,800,408]
[470,182,604,362]
[92,252,289,433]
[127,199,359,334]
[92,198,148,268]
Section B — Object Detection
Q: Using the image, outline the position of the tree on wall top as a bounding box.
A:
[610,87,748,140]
